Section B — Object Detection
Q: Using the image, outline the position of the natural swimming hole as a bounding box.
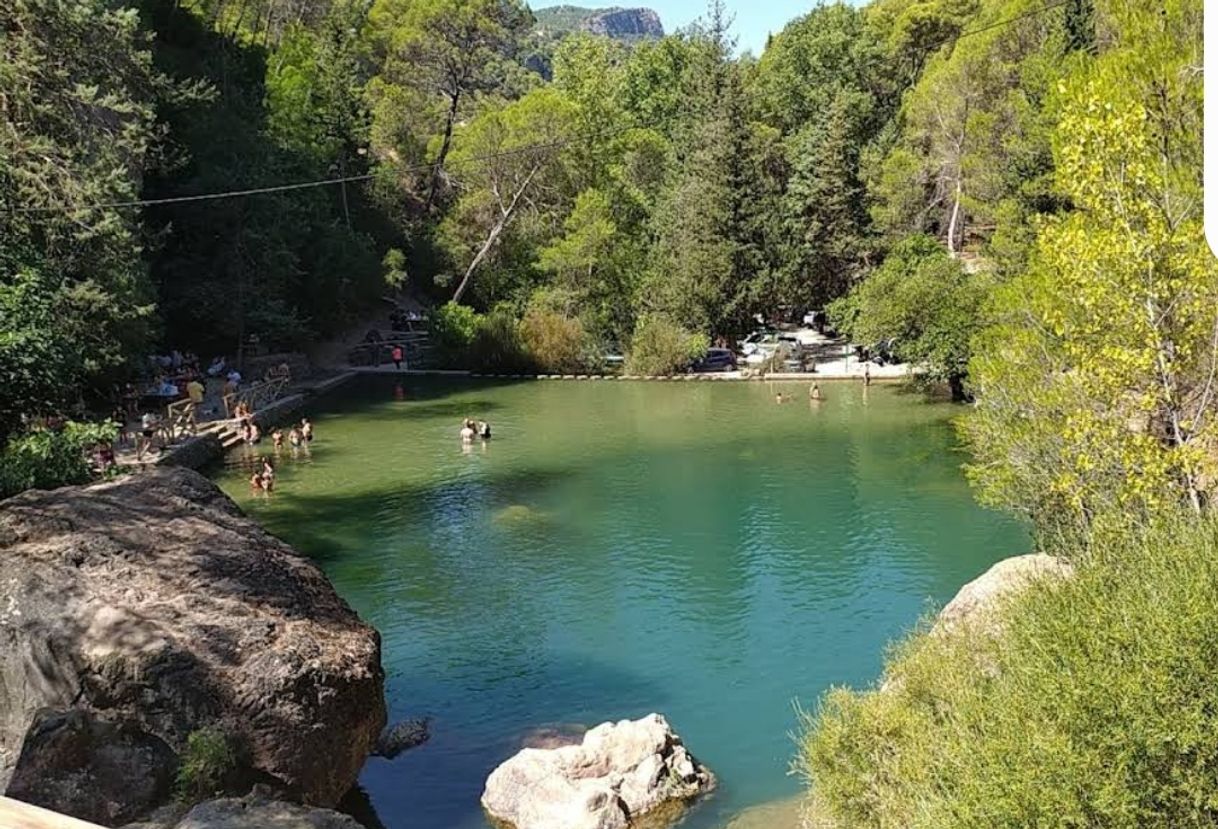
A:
[212,378,1026,828]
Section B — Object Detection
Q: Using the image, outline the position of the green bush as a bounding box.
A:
[428,302,481,366]
[468,308,534,373]
[799,515,1218,829]
[624,313,708,376]
[175,727,236,800]
[520,307,587,373]
[0,421,118,498]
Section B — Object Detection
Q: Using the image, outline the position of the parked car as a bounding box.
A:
[691,348,737,372]
[738,329,778,356]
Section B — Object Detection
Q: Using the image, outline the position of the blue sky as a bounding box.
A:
[538,1,842,55]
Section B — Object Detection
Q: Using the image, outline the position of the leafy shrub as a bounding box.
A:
[520,306,587,373]
[799,515,1218,829]
[428,302,481,366]
[625,313,708,376]
[468,308,534,373]
[0,420,117,498]
[175,727,236,800]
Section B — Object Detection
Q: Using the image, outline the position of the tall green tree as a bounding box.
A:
[366,0,533,209]
[963,0,1215,536]
[1,0,165,426]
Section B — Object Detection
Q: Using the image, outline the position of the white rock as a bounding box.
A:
[482,714,714,829]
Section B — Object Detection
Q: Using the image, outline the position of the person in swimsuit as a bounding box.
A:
[301,418,314,442]
[478,421,491,439]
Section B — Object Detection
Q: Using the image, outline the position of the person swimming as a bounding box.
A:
[261,458,275,492]
[478,420,492,439]
[810,383,822,401]
[460,419,476,443]
[300,417,314,442]
[289,426,303,447]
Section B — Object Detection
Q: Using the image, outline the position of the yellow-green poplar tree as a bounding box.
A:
[963,0,1217,540]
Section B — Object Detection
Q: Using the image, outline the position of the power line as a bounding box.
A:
[951,0,1071,44]
[10,1,1073,216]
[10,134,588,214]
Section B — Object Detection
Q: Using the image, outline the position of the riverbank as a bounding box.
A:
[352,366,909,382]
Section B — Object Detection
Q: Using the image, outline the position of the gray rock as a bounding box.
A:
[175,795,363,829]
[482,713,714,829]
[372,718,429,759]
[6,708,176,826]
[934,553,1074,636]
[0,468,386,816]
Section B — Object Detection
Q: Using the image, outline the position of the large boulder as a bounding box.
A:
[934,553,1074,636]
[482,713,714,829]
[174,794,363,829]
[6,708,176,826]
[0,468,385,818]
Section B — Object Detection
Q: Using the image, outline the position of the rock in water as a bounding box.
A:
[175,794,364,829]
[373,718,430,759]
[0,468,386,815]
[482,713,714,829]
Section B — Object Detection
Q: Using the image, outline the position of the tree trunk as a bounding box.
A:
[946,177,963,256]
[949,372,968,402]
[451,219,506,305]
[426,90,461,211]
[451,163,543,304]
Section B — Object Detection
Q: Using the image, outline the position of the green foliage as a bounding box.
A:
[519,305,587,373]
[427,301,481,364]
[465,308,530,373]
[800,515,1218,829]
[175,727,236,801]
[829,235,990,396]
[625,314,708,376]
[961,0,1214,537]
[1,0,163,400]
[145,2,383,357]
[0,421,119,499]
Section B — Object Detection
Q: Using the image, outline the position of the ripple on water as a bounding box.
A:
[214,379,1027,829]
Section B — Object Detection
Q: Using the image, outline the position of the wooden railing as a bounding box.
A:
[0,797,106,829]
[161,397,198,443]
[222,373,290,418]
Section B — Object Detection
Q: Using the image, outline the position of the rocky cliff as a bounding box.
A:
[533,6,664,42]
[0,468,386,825]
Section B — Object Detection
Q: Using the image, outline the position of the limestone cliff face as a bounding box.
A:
[533,6,665,42]
[583,8,664,39]
[0,468,386,824]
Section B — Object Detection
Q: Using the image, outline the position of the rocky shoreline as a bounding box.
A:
[0,468,386,826]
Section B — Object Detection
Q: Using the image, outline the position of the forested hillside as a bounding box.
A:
[5,0,1218,822]
[4,0,1214,497]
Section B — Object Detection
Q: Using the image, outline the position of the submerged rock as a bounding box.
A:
[372,718,430,759]
[0,468,386,818]
[519,723,587,751]
[482,713,714,829]
[175,795,363,829]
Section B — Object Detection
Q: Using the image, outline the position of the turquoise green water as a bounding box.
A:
[212,378,1027,829]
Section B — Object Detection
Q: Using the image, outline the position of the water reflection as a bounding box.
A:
[214,379,1027,829]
